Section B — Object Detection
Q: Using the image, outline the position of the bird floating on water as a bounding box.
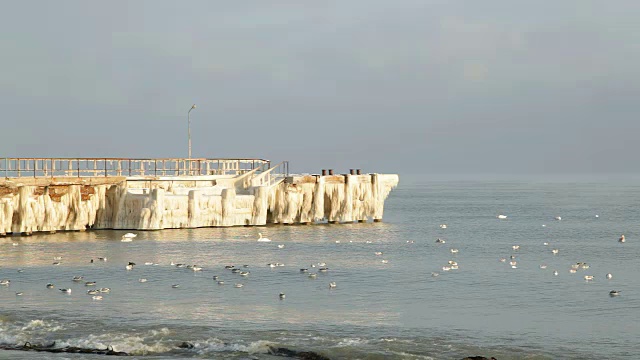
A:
[512,245,520,251]
[609,290,620,297]
[439,224,447,229]
[99,288,110,293]
[374,252,383,256]
[584,275,594,281]
[552,249,559,255]
[553,270,559,276]
[279,292,286,299]
[234,283,244,288]
[497,214,507,219]
[619,235,626,243]
[72,276,84,282]
[329,282,337,288]
[554,216,562,221]
[46,283,54,289]
[435,238,445,244]
[257,233,271,242]
[450,248,459,254]
[171,284,180,288]
[381,259,389,264]
[15,292,23,296]
[606,273,613,280]
[84,281,96,286]
[138,278,147,283]
[121,233,136,242]
[277,244,285,249]
[59,288,71,293]
[92,296,103,301]
[0,279,11,286]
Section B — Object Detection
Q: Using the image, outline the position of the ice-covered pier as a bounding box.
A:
[0,158,399,235]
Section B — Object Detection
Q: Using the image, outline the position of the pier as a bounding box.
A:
[0,158,399,235]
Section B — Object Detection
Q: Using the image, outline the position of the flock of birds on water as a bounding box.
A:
[0,231,349,301]
[0,215,629,300]
[432,214,624,297]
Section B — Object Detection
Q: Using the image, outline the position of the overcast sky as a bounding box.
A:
[1,1,639,176]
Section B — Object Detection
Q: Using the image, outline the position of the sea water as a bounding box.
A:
[1,178,639,359]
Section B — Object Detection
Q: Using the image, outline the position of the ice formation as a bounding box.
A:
[0,172,399,235]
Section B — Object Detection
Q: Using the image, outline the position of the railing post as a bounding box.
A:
[128,159,131,177]
[104,158,108,177]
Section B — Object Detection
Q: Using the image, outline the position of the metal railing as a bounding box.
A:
[0,158,278,178]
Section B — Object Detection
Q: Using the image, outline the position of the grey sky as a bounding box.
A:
[1,1,639,176]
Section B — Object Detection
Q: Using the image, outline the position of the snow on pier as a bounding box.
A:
[0,158,398,235]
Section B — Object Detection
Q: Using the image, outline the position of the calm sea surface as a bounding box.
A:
[1,179,640,359]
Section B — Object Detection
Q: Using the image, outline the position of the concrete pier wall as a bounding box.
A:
[0,173,399,235]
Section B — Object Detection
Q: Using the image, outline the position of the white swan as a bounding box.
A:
[257,233,271,242]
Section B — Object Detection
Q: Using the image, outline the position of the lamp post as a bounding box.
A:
[188,104,196,161]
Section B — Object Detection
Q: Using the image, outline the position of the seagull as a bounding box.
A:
[125,264,133,271]
[92,296,103,301]
[171,284,180,288]
[540,265,547,269]
[595,214,599,218]
[329,282,337,288]
[46,283,54,289]
[87,289,99,295]
[543,242,549,246]
[279,292,286,299]
[619,235,626,243]
[239,271,250,276]
[584,275,594,281]
[553,270,559,276]
[439,224,447,229]
[308,273,317,279]
[122,233,137,240]
[234,283,244,288]
[499,258,506,262]
[335,240,341,243]
[450,248,459,254]
[53,256,62,261]
[144,262,154,266]
[512,245,520,251]
[569,269,578,274]
[435,238,446,244]
[448,260,458,266]
[217,281,225,285]
[431,272,440,277]
[15,292,24,296]
[59,288,72,293]
[0,279,10,286]
[554,216,562,221]
[381,259,389,264]
[138,278,148,283]
[374,252,383,256]
[72,276,84,282]
[257,233,271,242]
[277,244,285,249]
[191,266,202,272]
[497,214,507,219]
[606,273,613,280]
[99,288,111,293]
[552,249,559,255]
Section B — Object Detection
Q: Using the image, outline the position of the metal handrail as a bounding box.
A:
[0,157,275,178]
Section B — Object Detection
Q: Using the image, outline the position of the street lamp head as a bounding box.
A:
[191,104,196,109]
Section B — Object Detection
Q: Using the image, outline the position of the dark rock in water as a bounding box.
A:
[461,357,497,360]
[178,342,195,349]
[0,342,128,356]
[268,345,331,360]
